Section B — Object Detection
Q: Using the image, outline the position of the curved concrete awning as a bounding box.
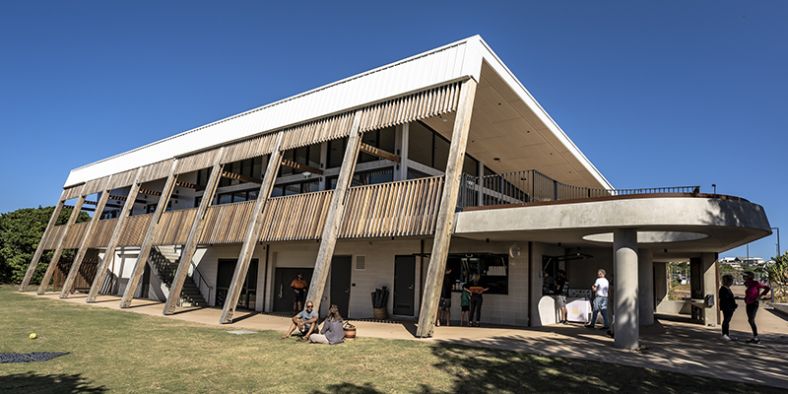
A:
[454,196,771,253]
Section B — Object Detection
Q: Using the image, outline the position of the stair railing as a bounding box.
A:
[189,262,212,306]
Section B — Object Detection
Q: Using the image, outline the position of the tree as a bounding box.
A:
[0,206,85,284]
[765,252,788,303]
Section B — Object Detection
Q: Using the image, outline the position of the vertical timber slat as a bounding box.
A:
[19,191,67,291]
[37,188,87,295]
[163,148,225,315]
[416,78,477,337]
[305,110,363,312]
[60,187,112,298]
[219,132,284,323]
[86,169,143,302]
[120,161,179,308]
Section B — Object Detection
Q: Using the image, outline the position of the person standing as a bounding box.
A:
[719,274,737,340]
[460,283,471,326]
[437,268,453,327]
[586,269,610,329]
[290,274,308,313]
[464,277,489,327]
[743,271,770,344]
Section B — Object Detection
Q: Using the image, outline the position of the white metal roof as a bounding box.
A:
[63,36,612,189]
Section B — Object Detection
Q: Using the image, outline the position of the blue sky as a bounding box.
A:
[0,1,785,259]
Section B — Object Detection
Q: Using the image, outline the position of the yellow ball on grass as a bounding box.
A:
[28,332,37,340]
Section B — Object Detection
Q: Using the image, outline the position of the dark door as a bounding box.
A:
[216,259,258,310]
[273,268,313,313]
[394,255,416,316]
[141,263,151,299]
[330,256,352,318]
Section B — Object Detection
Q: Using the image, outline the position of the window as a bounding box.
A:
[359,126,395,163]
[327,138,346,168]
[408,122,432,167]
[444,253,508,294]
[328,167,394,189]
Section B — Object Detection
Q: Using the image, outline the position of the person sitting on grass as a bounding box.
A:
[309,304,345,345]
[282,300,318,340]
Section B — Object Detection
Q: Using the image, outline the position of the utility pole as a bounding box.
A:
[772,227,781,258]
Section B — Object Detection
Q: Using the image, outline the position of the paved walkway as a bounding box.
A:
[29,293,788,389]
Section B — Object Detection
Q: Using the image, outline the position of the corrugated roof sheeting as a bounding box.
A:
[64,40,472,187]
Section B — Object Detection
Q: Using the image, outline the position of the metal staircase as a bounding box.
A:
[149,246,209,308]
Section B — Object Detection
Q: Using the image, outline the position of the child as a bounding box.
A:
[719,274,737,340]
[743,271,770,344]
[460,283,471,326]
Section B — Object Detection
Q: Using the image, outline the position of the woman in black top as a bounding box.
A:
[719,274,737,340]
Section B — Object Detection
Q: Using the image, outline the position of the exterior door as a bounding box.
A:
[394,255,416,316]
[141,263,150,299]
[330,256,352,318]
[216,259,258,310]
[273,268,313,313]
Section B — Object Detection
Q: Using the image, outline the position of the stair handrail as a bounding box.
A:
[189,261,212,305]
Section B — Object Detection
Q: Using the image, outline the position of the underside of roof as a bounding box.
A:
[63,35,612,191]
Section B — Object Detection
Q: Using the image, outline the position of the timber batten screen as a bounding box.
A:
[59,81,463,196]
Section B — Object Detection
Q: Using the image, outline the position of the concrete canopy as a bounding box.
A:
[454,196,772,254]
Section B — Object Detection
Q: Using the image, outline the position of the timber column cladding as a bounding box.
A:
[162,148,226,315]
[119,160,179,308]
[415,78,478,338]
[305,110,364,312]
[37,186,88,295]
[219,132,285,323]
[60,185,113,298]
[86,169,144,303]
[19,190,67,291]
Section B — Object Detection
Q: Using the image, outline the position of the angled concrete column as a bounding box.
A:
[701,252,718,327]
[163,149,225,315]
[37,191,87,295]
[87,170,143,302]
[637,248,654,325]
[60,189,112,298]
[19,192,67,291]
[305,111,363,313]
[220,132,284,323]
[416,78,478,338]
[613,228,639,349]
[120,162,179,308]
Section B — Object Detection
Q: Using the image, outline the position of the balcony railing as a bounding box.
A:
[459,170,701,209]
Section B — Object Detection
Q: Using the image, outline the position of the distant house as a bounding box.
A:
[20,36,772,350]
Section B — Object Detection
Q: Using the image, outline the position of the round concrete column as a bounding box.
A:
[613,229,639,350]
[638,249,654,326]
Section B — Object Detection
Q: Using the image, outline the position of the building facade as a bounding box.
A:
[20,36,771,349]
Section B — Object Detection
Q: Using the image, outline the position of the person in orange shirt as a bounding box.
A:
[290,274,308,313]
[463,277,489,327]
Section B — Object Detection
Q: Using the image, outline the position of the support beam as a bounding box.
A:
[220,133,285,323]
[701,252,718,327]
[19,191,67,291]
[162,149,225,315]
[175,180,197,189]
[60,189,112,298]
[613,228,639,350]
[637,248,654,325]
[359,142,400,163]
[86,171,143,302]
[120,162,179,308]
[305,111,364,312]
[399,123,409,181]
[37,190,87,295]
[416,78,478,338]
[221,170,261,185]
[280,158,324,176]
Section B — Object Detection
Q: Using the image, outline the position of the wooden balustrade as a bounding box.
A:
[200,200,256,244]
[260,190,334,242]
[340,176,444,238]
[38,177,445,250]
[154,208,197,245]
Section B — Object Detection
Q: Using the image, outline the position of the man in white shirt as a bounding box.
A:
[586,269,610,329]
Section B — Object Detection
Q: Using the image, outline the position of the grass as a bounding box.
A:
[0,285,783,393]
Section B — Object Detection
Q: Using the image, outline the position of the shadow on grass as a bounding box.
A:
[310,382,382,394]
[0,372,106,393]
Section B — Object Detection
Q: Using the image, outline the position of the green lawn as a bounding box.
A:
[0,286,781,393]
